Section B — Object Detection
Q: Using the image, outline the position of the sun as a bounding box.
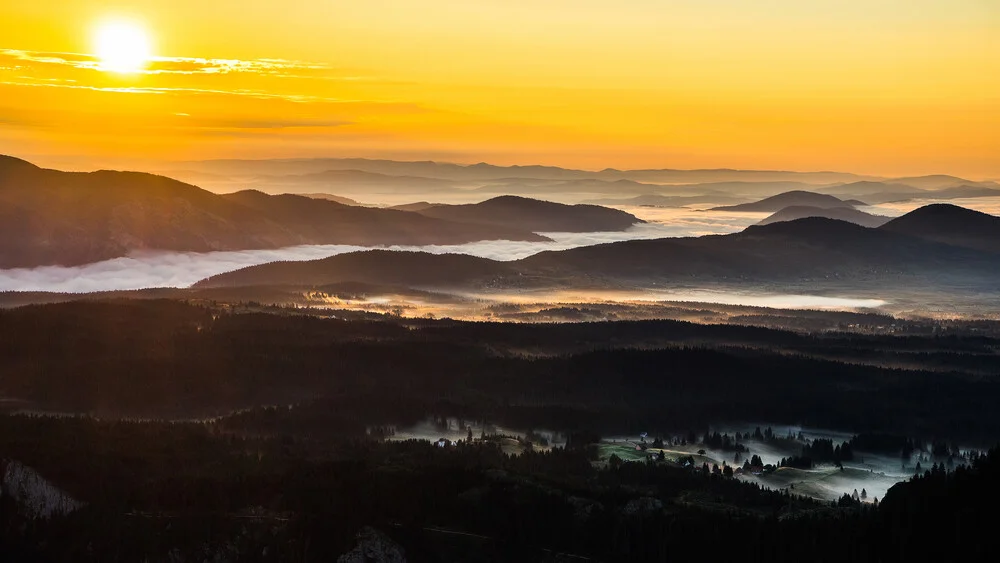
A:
[93,20,153,74]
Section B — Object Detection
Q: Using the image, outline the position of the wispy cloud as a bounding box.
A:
[0,48,389,105]
[0,78,343,103]
[192,117,353,129]
[0,49,360,78]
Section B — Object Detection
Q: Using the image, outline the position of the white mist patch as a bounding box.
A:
[657,292,887,309]
[623,205,766,236]
[478,289,886,310]
[0,220,720,293]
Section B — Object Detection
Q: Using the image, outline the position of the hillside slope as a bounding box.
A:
[0,156,547,268]
[195,208,1000,291]
[402,195,642,232]
[756,206,890,228]
[879,204,1000,253]
[712,191,857,212]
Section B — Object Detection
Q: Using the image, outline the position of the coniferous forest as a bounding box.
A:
[1,299,999,561]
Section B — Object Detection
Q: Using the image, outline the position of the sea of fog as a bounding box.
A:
[6,200,993,300]
[0,207,764,293]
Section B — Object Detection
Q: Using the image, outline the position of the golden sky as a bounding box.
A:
[1,1,998,177]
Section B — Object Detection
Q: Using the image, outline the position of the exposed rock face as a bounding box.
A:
[337,527,407,563]
[1,460,82,518]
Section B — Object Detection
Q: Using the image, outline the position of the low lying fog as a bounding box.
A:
[475,289,886,310]
[4,200,995,298]
[0,207,763,293]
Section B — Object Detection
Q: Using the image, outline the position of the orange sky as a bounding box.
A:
[1,1,997,177]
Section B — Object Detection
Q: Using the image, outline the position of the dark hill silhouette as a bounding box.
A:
[515,216,999,284]
[195,250,514,288]
[399,195,642,232]
[0,156,547,268]
[223,190,548,246]
[819,181,1000,204]
[0,162,294,268]
[891,175,985,190]
[295,193,361,205]
[880,204,1000,253]
[389,201,441,212]
[0,154,40,172]
[757,206,890,228]
[196,210,1000,291]
[711,191,857,212]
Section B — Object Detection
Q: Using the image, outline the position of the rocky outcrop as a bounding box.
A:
[1,460,82,518]
[337,527,407,563]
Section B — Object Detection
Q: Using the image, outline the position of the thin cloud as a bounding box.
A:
[0,49,356,78]
[0,48,384,104]
[192,117,354,130]
[0,78,360,104]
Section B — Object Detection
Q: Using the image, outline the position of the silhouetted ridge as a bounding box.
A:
[199,208,1000,290]
[196,250,512,288]
[712,191,856,212]
[222,190,549,245]
[0,155,550,268]
[880,204,1000,253]
[401,195,642,232]
[0,154,40,173]
[742,216,875,239]
[756,206,890,228]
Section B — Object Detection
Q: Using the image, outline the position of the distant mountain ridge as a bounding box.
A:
[178,157,877,185]
[392,195,643,232]
[757,206,890,228]
[818,181,1000,204]
[221,190,548,246]
[711,191,860,212]
[0,156,555,268]
[196,250,515,288]
[197,204,1000,293]
[295,193,362,206]
[168,157,998,205]
[880,204,1000,253]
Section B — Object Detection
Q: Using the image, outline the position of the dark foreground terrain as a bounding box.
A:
[2,299,999,561]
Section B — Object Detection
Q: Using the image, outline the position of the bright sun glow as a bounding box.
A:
[93,20,153,73]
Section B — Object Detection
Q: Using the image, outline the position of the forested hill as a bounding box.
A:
[0,156,547,268]
[197,212,1000,290]
[2,299,999,441]
[395,195,643,232]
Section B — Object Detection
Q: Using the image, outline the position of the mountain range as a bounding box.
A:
[172,158,999,202]
[175,158,877,185]
[711,191,864,212]
[389,195,642,232]
[197,204,1000,293]
[756,206,891,228]
[880,204,1000,254]
[0,156,629,268]
[817,182,1000,205]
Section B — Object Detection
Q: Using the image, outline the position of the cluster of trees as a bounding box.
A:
[702,431,750,452]
[3,411,998,561]
[775,439,854,469]
[3,300,1000,444]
